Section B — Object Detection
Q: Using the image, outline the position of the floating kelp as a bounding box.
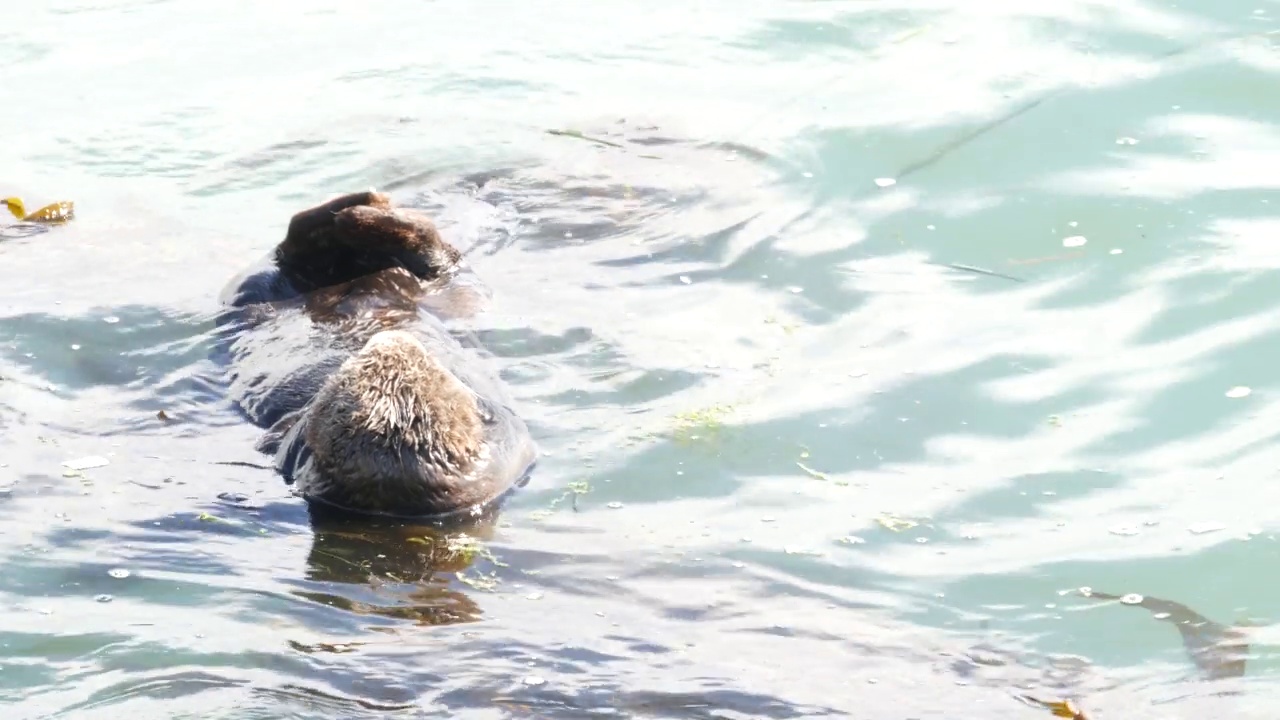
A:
[1082,588,1250,681]
[545,128,625,149]
[1022,696,1090,719]
[4,196,75,223]
[1,196,74,240]
[1024,589,1251,719]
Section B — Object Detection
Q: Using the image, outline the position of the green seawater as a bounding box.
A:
[2,1,1280,717]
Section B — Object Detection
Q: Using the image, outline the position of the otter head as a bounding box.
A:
[332,206,462,280]
[275,192,462,291]
[299,329,490,517]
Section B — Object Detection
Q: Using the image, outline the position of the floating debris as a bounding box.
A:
[4,197,75,223]
[784,546,823,555]
[1115,137,1139,145]
[95,594,113,603]
[796,461,829,482]
[545,128,624,149]
[107,568,130,579]
[1062,235,1087,248]
[1024,696,1090,719]
[671,404,734,442]
[1084,589,1249,680]
[522,675,547,687]
[62,456,109,471]
[873,177,897,188]
[1225,386,1252,399]
[606,501,624,509]
[876,514,918,532]
[1108,525,1140,537]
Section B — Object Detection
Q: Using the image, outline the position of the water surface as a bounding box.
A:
[3,1,1280,717]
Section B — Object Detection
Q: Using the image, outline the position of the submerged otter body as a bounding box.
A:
[218,192,535,519]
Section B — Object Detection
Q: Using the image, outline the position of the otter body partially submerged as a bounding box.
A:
[218,192,535,519]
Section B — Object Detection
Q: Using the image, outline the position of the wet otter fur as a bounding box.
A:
[218,192,534,519]
[221,191,490,320]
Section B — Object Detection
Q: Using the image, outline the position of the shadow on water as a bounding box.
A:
[0,304,237,435]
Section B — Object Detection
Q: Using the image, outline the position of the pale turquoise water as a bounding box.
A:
[3,1,1280,717]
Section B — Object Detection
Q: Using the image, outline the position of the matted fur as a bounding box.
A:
[299,330,491,514]
[334,206,462,274]
[277,190,392,266]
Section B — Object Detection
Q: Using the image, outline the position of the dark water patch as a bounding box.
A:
[594,214,764,270]
[194,139,367,198]
[0,555,246,599]
[673,233,865,325]
[0,221,51,241]
[0,305,213,392]
[439,682,845,719]
[534,367,706,410]
[399,132,790,262]
[469,325,597,360]
[254,683,419,714]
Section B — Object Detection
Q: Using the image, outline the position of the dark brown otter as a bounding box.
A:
[217,193,534,519]
[220,191,490,320]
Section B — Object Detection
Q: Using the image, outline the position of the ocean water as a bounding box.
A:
[3,1,1280,717]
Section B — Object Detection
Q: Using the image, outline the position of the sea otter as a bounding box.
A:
[218,192,536,519]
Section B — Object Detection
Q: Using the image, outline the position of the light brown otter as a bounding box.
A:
[302,329,487,511]
[262,319,535,519]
